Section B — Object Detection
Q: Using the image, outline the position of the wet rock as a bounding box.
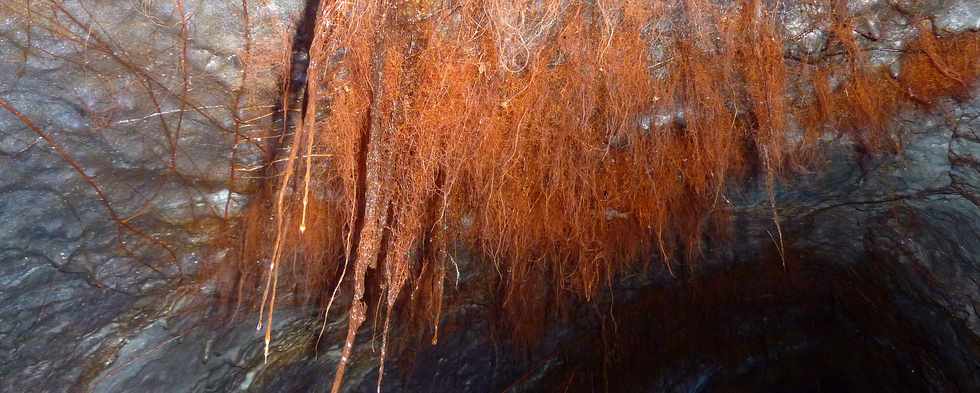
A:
[0,1,295,391]
[0,0,978,392]
[933,0,980,34]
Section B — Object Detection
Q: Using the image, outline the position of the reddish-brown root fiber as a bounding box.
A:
[197,0,980,391]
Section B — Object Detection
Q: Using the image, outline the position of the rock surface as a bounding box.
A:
[0,1,978,392]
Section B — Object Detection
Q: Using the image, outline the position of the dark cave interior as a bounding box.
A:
[1,1,979,392]
[411,249,980,393]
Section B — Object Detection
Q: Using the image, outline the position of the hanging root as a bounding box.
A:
[203,0,980,390]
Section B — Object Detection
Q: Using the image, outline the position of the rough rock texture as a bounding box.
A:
[1,1,978,392]
[0,1,298,391]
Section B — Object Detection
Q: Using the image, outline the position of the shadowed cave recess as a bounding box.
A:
[1,0,979,392]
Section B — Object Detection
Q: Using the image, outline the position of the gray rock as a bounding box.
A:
[1,0,978,392]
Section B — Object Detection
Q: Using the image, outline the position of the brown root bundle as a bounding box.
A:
[204,0,980,390]
[900,22,980,105]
